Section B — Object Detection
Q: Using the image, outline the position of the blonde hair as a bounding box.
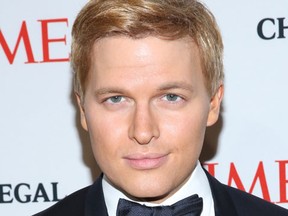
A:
[71,0,223,101]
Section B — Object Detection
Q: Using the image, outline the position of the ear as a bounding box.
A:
[207,85,224,127]
[75,93,88,131]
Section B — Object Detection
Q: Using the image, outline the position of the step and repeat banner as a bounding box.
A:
[1,0,287,215]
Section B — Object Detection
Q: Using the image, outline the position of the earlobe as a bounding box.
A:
[75,93,88,131]
[207,85,224,127]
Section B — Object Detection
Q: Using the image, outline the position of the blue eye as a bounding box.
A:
[107,96,123,103]
[164,94,181,102]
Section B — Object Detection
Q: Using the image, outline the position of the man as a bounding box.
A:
[34,0,288,215]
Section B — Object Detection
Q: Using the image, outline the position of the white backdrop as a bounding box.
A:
[0,0,287,215]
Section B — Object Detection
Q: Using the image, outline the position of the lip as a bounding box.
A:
[123,153,169,170]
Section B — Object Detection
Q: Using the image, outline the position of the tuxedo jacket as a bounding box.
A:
[34,170,288,216]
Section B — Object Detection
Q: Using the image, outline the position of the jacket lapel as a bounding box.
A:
[85,175,109,216]
[204,169,238,216]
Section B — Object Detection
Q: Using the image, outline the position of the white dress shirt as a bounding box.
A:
[102,161,215,216]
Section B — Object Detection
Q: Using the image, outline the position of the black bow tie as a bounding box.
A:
[116,194,203,216]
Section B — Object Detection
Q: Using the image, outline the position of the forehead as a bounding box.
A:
[91,36,200,72]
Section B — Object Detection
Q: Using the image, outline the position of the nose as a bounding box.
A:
[128,103,160,145]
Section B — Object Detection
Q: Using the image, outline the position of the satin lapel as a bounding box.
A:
[203,169,238,216]
[85,174,109,216]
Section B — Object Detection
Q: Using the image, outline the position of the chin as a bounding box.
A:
[121,179,173,203]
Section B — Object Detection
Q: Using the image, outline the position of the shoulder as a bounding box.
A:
[224,183,288,215]
[205,169,288,215]
[33,186,90,216]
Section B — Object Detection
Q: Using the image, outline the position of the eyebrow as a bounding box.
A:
[157,82,194,92]
[93,87,126,97]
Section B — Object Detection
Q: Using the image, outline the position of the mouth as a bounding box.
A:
[123,153,169,170]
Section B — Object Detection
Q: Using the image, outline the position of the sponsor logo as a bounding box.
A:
[203,160,288,204]
[257,17,288,40]
[0,182,63,204]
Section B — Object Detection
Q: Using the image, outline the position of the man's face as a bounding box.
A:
[78,36,222,202]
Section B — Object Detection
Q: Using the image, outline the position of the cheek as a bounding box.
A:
[160,109,208,160]
[85,110,128,159]
[86,108,126,139]
[87,120,124,178]
[162,109,208,139]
